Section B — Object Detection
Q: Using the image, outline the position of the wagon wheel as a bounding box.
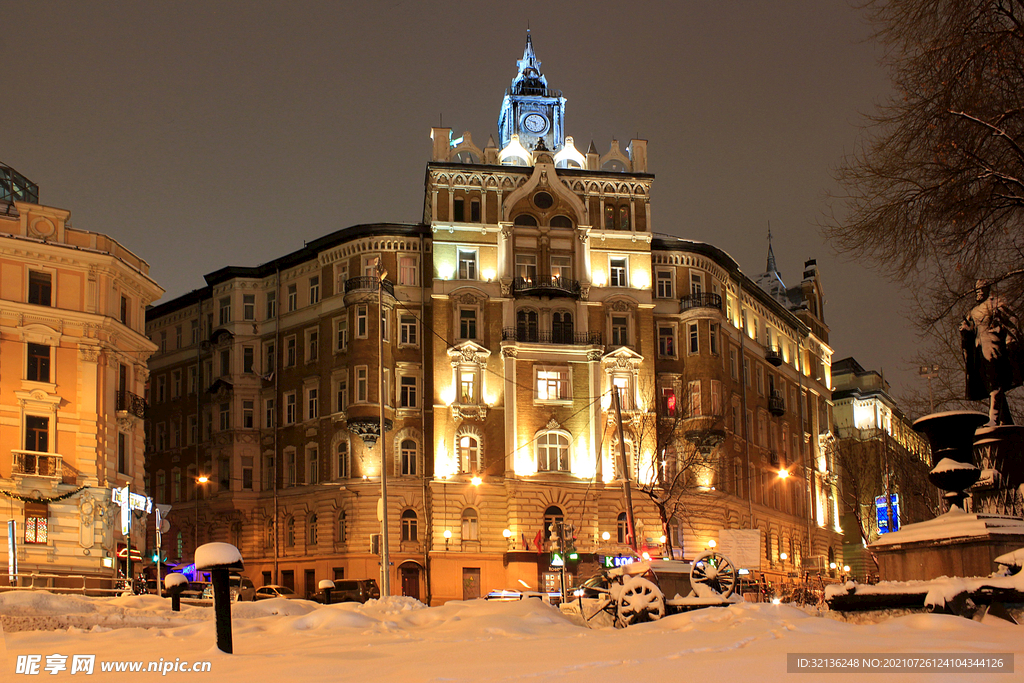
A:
[690,551,737,598]
[616,576,665,627]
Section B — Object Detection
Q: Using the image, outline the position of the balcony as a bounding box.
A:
[116,390,147,419]
[12,450,63,479]
[765,345,783,367]
[511,275,581,299]
[768,391,786,417]
[502,327,602,345]
[680,292,722,312]
[344,277,395,298]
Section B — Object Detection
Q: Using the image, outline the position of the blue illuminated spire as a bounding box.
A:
[510,30,548,96]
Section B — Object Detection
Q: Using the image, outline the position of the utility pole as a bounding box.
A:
[613,389,638,553]
[378,258,391,597]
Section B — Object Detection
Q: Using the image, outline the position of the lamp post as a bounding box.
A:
[918,364,940,414]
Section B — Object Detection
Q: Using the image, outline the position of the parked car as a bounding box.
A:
[179,581,212,601]
[312,579,381,604]
[484,589,560,605]
[253,585,303,601]
[198,575,256,602]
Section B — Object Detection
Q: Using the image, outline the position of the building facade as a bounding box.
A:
[831,357,935,582]
[0,163,163,585]
[144,36,843,603]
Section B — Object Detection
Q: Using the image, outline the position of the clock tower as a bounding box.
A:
[497,32,566,153]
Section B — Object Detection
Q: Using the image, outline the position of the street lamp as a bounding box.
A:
[443,529,452,550]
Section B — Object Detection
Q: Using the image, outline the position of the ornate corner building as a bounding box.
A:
[144,35,842,603]
[0,163,163,583]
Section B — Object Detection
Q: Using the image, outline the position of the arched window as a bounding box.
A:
[285,517,295,547]
[401,509,418,542]
[337,510,348,544]
[513,214,538,226]
[336,439,350,479]
[551,311,573,344]
[307,514,318,546]
[616,512,628,544]
[537,431,570,472]
[612,438,634,479]
[543,506,564,541]
[265,520,274,549]
[457,434,481,474]
[550,215,573,228]
[516,309,538,342]
[461,508,479,541]
[401,439,418,476]
[619,205,630,231]
[230,521,241,549]
[604,204,614,230]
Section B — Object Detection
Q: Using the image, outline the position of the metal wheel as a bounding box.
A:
[690,551,737,598]
[616,576,665,627]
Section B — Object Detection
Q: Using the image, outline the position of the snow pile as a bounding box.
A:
[995,547,1024,570]
[931,457,978,474]
[828,571,1024,608]
[2,592,1021,682]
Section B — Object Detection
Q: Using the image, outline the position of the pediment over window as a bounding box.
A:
[601,345,643,369]
[447,340,491,366]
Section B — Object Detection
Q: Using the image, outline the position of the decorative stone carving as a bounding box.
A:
[609,299,634,312]
[502,347,518,359]
[579,285,590,302]
[451,404,488,421]
[587,350,603,362]
[545,417,560,430]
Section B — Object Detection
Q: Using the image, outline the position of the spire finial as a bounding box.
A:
[766,220,778,274]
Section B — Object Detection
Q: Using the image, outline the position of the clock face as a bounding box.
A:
[523,113,548,134]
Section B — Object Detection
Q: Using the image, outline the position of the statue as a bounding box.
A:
[960,280,1023,425]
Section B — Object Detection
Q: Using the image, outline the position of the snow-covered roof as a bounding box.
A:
[870,507,1024,547]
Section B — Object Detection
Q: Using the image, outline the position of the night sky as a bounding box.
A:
[1,2,920,400]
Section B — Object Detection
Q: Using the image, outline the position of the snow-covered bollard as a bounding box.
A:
[164,573,189,612]
[319,579,335,605]
[195,542,243,654]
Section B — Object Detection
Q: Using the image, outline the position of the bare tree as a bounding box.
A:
[623,385,725,558]
[826,0,1024,387]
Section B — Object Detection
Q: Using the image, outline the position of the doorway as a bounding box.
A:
[462,567,481,600]
[400,565,421,601]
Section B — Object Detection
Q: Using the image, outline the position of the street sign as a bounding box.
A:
[550,552,565,567]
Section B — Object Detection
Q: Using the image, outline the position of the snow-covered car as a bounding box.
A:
[254,585,303,601]
[484,589,560,604]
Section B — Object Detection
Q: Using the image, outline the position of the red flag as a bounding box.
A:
[534,529,544,554]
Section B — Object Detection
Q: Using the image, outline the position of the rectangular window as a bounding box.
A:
[459,309,477,339]
[400,376,418,408]
[744,357,751,387]
[264,398,276,429]
[730,348,738,380]
[655,270,673,299]
[336,375,348,413]
[551,256,571,281]
[689,380,702,417]
[454,197,465,222]
[188,366,198,394]
[191,319,200,344]
[309,276,320,304]
[172,470,181,502]
[515,254,537,283]
[306,329,319,362]
[286,336,296,367]
[242,457,253,490]
[470,199,481,222]
[175,325,182,349]
[170,420,180,448]
[459,370,477,404]
[243,400,254,429]
[688,323,699,354]
[400,315,418,346]
[658,326,675,357]
[381,308,390,342]
[118,432,127,473]
[399,256,417,286]
[219,297,231,325]
[243,346,255,374]
[307,447,319,485]
[219,349,230,376]
[219,402,230,431]
[243,294,255,321]
[458,249,477,280]
[536,367,570,401]
[27,343,50,382]
[265,342,276,374]
[285,393,296,424]
[609,257,628,287]
[690,272,703,296]
[156,376,166,403]
[120,295,129,326]
[662,387,677,417]
[757,366,764,395]
[160,330,167,352]
[187,415,197,445]
[307,387,319,420]
[28,271,52,306]
[710,323,719,355]
[611,315,628,346]
[356,367,368,402]
[287,284,297,312]
[24,503,48,544]
[711,380,722,416]
[356,306,368,338]
[286,451,296,488]
[335,316,348,351]
[266,291,277,319]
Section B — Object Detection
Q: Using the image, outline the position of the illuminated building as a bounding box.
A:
[145,35,843,602]
[831,357,935,581]
[0,163,163,584]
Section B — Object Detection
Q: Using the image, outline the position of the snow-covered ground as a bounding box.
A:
[1,591,1020,681]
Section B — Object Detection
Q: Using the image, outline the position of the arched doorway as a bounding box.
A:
[399,561,422,601]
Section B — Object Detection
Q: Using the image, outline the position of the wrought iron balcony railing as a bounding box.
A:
[502,327,602,345]
[764,344,783,366]
[680,292,723,312]
[116,390,147,419]
[511,275,581,298]
[344,276,395,298]
[12,450,62,478]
